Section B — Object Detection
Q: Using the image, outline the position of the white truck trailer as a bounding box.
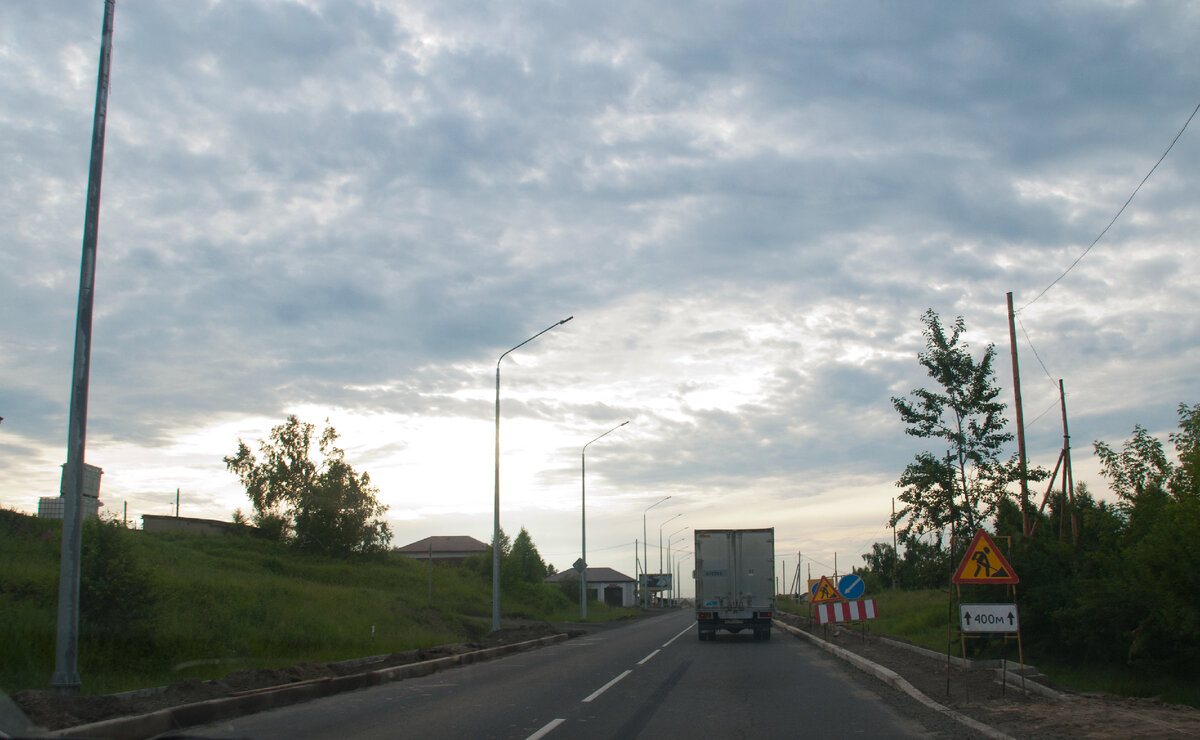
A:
[694,528,775,641]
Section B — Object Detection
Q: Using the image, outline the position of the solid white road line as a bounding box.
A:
[525,718,565,740]
[582,670,632,703]
[662,622,694,647]
[638,649,661,665]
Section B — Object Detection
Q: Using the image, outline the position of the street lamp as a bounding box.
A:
[675,550,695,603]
[581,420,629,621]
[667,527,688,603]
[642,496,670,607]
[493,316,573,631]
[659,512,682,575]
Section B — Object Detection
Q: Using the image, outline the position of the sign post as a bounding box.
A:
[949,530,1025,694]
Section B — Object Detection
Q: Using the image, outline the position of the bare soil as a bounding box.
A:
[775,611,1200,739]
[13,623,565,732]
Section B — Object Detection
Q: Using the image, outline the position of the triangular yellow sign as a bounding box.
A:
[811,575,842,603]
[953,530,1018,585]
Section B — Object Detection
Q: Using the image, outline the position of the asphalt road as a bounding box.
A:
[188,610,936,739]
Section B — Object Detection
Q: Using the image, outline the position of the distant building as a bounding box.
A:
[142,514,236,537]
[395,535,488,565]
[545,567,637,607]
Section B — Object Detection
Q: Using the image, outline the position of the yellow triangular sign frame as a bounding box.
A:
[811,575,842,603]
[953,530,1018,585]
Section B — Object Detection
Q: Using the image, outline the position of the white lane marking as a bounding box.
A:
[582,670,631,703]
[638,649,661,665]
[525,718,565,740]
[662,623,694,647]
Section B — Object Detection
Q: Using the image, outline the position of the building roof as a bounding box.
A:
[545,567,635,583]
[395,535,488,554]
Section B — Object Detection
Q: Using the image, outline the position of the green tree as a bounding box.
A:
[1094,403,1200,506]
[891,310,1025,544]
[1168,402,1200,500]
[509,527,550,584]
[224,415,391,556]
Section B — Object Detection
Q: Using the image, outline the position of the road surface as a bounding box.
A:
[191,610,938,739]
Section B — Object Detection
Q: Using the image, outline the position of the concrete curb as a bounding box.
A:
[49,634,568,740]
[874,636,1069,701]
[774,620,1015,740]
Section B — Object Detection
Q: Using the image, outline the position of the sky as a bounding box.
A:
[2,1,1198,598]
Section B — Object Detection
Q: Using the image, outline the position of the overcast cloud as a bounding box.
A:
[2,1,1198,591]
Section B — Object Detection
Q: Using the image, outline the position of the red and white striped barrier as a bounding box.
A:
[815,599,878,625]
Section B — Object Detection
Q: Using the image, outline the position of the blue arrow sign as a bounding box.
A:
[838,574,865,600]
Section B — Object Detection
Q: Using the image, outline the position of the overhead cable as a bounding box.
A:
[1022,99,1200,311]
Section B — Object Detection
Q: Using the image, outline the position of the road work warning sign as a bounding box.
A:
[810,575,841,604]
[952,530,1018,585]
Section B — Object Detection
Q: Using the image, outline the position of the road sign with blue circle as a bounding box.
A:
[838,574,865,600]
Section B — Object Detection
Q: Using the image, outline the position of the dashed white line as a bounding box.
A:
[638,649,661,665]
[525,718,565,740]
[582,669,632,703]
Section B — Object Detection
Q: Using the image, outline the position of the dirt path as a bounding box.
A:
[775,612,1200,739]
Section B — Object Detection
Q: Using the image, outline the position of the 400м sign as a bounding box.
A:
[959,603,1019,633]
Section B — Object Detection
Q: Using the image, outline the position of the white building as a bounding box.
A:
[545,567,637,607]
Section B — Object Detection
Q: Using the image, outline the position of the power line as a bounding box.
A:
[1016,316,1058,386]
[1025,398,1061,429]
[1022,99,1200,311]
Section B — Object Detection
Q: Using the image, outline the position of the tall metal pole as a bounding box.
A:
[642,496,669,606]
[52,0,116,696]
[493,316,573,631]
[581,420,629,620]
[1006,292,1032,536]
[659,512,681,574]
[666,527,687,602]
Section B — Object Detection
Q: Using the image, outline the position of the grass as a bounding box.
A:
[778,587,1200,709]
[0,509,633,696]
[1037,659,1200,709]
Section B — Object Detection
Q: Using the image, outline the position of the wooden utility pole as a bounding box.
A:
[892,498,899,590]
[1058,380,1079,544]
[1006,292,1032,536]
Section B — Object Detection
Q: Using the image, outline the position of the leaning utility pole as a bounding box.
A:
[52,0,117,696]
[1058,380,1079,544]
[1006,292,1032,536]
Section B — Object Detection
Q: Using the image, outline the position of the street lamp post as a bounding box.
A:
[642,496,670,607]
[675,550,695,603]
[493,316,573,632]
[581,420,629,621]
[658,512,682,574]
[666,527,688,603]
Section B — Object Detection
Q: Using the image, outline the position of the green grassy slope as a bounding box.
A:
[0,509,631,696]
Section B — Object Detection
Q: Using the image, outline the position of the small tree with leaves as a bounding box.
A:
[891,310,1025,546]
[224,415,391,556]
[1094,402,1200,507]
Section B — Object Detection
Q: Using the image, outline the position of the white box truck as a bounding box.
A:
[694,528,775,641]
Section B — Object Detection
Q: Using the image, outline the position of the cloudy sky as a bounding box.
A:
[3,1,1197,596]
